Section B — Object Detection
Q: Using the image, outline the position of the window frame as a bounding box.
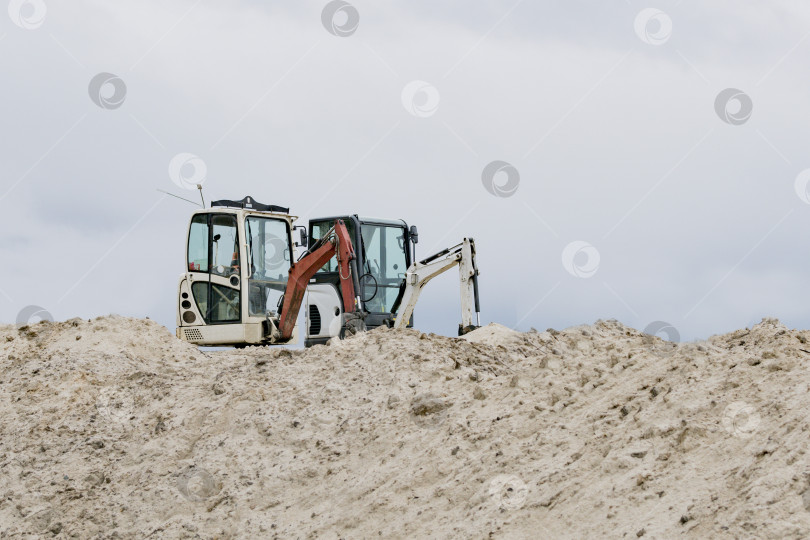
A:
[244,215,294,317]
[186,212,242,325]
[360,223,407,314]
[187,214,210,273]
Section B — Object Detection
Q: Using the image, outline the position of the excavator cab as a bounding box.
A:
[177,196,297,346]
[305,215,417,347]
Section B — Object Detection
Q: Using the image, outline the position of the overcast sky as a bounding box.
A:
[2,0,810,343]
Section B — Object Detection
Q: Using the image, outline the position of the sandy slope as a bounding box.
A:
[1,316,809,538]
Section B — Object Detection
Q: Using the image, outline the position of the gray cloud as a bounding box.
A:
[1,0,809,342]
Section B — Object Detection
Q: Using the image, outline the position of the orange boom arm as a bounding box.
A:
[277,219,359,340]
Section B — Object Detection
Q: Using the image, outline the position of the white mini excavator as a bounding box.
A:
[176,197,480,347]
[304,215,481,346]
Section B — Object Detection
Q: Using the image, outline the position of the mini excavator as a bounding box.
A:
[176,196,480,347]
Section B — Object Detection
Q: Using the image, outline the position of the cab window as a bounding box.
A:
[187,215,209,272]
[246,217,291,316]
[310,219,356,272]
[361,224,407,314]
[211,215,239,276]
[192,282,240,323]
[186,213,241,324]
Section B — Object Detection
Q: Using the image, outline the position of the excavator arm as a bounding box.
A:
[275,219,360,341]
[392,237,481,335]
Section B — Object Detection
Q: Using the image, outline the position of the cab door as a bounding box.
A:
[360,223,408,314]
[186,213,242,325]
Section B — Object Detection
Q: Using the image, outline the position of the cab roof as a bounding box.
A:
[311,215,408,228]
[211,196,288,214]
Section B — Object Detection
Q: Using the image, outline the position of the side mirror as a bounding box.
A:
[294,226,308,247]
[409,225,418,244]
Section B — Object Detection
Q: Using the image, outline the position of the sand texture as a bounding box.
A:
[1,316,809,538]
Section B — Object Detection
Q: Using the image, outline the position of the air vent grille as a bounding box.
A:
[183,328,203,342]
[309,305,321,335]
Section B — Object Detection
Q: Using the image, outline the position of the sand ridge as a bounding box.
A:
[0,316,809,538]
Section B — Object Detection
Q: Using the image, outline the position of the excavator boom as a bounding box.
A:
[392,237,480,335]
[277,219,359,340]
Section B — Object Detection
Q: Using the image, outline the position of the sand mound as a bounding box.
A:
[461,322,522,346]
[1,316,810,538]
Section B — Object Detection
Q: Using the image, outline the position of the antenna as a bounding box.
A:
[156,189,203,207]
[197,184,206,208]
